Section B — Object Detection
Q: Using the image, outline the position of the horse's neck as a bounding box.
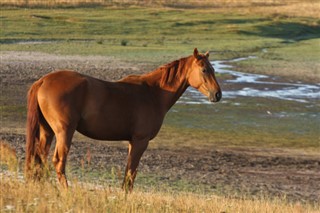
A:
[142,57,191,111]
[158,78,189,111]
[119,57,191,112]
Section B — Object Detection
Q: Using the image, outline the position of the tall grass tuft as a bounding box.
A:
[0,140,18,172]
[121,39,128,46]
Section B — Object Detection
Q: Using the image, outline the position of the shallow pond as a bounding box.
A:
[167,57,320,148]
[178,57,320,104]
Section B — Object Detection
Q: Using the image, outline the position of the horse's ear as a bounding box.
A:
[193,48,199,59]
[205,51,209,58]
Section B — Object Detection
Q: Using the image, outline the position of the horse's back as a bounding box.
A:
[39,70,88,92]
[36,70,163,141]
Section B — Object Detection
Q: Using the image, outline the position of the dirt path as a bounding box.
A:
[1,51,319,203]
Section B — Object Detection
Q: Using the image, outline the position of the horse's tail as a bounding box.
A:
[25,80,43,174]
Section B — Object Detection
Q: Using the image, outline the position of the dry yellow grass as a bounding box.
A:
[1,176,319,213]
[1,0,319,18]
[1,141,319,212]
[234,1,320,19]
[0,140,18,172]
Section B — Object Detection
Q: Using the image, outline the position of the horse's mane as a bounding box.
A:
[160,56,189,87]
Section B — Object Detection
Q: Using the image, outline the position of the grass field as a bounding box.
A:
[1,145,318,213]
[1,3,319,149]
[1,1,320,212]
[0,183,315,212]
[1,0,320,19]
[1,178,318,213]
[1,1,319,81]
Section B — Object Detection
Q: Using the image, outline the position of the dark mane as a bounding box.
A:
[160,56,189,87]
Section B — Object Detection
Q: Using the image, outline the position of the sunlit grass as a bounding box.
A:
[0,179,309,213]
[1,5,319,80]
[1,0,319,19]
[1,165,318,213]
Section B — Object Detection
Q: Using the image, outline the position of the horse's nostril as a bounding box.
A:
[209,91,222,102]
[215,91,222,101]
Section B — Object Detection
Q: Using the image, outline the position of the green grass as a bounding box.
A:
[234,38,320,82]
[1,7,319,151]
[1,6,319,211]
[1,7,319,66]
[156,97,320,150]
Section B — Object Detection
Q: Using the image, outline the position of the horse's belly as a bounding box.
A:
[76,116,132,141]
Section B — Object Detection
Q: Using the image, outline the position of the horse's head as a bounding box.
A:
[188,48,222,102]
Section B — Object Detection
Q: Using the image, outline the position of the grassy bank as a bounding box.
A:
[1,4,319,81]
[1,0,319,19]
[1,3,319,211]
[1,4,319,150]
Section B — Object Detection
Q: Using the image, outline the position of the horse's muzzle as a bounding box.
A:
[209,91,222,102]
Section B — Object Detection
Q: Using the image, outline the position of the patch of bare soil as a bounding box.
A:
[1,51,319,203]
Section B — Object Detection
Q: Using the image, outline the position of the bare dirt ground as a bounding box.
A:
[1,51,319,204]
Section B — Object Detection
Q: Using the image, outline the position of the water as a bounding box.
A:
[171,57,319,145]
[178,57,320,104]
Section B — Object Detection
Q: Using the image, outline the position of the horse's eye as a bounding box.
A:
[202,68,207,73]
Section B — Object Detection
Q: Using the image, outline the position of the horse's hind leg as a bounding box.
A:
[34,122,54,179]
[52,127,75,188]
[36,122,54,164]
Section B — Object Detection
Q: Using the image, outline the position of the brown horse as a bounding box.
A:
[25,48,221,190]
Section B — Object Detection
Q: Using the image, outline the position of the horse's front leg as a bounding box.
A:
[123,139,149,192]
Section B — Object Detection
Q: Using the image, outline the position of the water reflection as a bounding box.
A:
[178,57,320,104]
